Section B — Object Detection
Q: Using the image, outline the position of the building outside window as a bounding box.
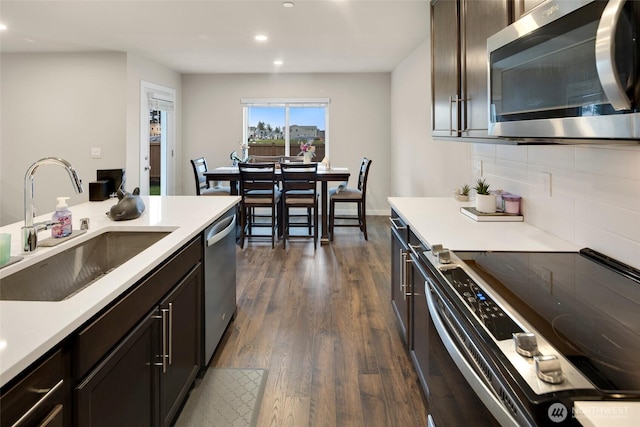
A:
[242,98,329,161]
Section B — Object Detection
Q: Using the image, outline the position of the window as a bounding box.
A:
[242,98,329,160]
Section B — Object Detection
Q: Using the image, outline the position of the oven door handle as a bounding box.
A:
[595,0,632,111]
[424,279,520,427]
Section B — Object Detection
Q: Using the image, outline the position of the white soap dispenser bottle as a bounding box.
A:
[51,197,72,238]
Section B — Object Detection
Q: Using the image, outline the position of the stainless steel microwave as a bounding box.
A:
[487,0,639,143]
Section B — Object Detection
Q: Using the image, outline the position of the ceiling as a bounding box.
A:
[0,0,429,74]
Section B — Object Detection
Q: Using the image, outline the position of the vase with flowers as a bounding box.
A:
[298,140,316,164]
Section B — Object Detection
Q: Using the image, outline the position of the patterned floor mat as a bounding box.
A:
[175,368,268,427]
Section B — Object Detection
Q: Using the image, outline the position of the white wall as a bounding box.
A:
[389,26,640,270]
[0,52,127,225]
[182,73,391,214]
[471,143,640,269]
[0,52,182,226]
[390,39,471,198]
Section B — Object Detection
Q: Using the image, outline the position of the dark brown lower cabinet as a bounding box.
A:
[159,266,202,426]
[410,261,430,400]
[75,263,202,427]
[390,210,410,345]
[75,314,156,426]
[0,349,65,427]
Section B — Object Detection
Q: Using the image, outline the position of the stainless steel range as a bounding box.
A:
[418,246,640,426]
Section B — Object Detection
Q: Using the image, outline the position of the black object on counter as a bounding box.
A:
[89,180,110,201]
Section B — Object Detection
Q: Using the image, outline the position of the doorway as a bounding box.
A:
[140,81,175,196]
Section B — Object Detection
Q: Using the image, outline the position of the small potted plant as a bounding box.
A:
[474,178,496,213]
[454,184,470,202]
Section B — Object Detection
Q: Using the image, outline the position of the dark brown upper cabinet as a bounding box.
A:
[431,0,512,140]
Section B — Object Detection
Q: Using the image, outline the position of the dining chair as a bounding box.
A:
[329,157,372,241]
[280,162,318,249]
[238,162,282,248]
[190,157,231,196]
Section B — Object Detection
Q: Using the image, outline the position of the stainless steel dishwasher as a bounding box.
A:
[202,207,237,366]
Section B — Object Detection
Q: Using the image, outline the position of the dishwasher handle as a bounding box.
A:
[207,215,236,247]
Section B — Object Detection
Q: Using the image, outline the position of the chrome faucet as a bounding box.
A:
[22,157,84,253]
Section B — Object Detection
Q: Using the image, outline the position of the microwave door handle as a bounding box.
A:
[595,0,632,111]
[424,279,521,427]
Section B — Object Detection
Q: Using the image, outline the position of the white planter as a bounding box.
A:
[476,194,497,213]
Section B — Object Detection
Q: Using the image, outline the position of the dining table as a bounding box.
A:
[204,165,350,245]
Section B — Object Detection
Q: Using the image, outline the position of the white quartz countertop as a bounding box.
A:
[388,197,578,252]
[0,195,239,387]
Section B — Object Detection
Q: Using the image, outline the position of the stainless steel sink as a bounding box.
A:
[0,231,171,301]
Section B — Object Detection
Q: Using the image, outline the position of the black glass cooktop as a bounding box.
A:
[455,249,640,393]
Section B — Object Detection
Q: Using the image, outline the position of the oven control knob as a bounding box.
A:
[438,249,451,264]
[431,244,444,255]
[513,332,539,357]
[534,354,564,384]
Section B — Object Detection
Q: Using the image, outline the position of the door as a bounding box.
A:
[431,0,460,137]
[460,0,511,138]
[410,254,431,400]
[432,0,511,138]
[140,81,176,196]
[75,313,157,427]
[203,210,237,365]
[390,212,410,345]
[0,350,64,427]
[158,265,202,427]
[423,279,501,427]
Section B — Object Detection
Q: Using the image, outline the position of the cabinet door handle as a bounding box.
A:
[39,404,63,427]
[168,302,173,366]
[400,249,407,296]
[389,217,407,231]
[11,380,63,427]
[403,256,413,301]
[461,97,470,133]
[154,308,169,373]
[449,96,456,135]
[449,96,468,135]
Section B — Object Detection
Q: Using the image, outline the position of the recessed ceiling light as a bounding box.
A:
[282,2,295,8]
[0,23,8,31]
[255,34,268,42]
[274,60,283,66]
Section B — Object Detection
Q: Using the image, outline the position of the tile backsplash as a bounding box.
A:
[471,143,640,269]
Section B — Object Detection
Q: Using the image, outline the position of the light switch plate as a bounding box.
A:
[91,147,102,159]
[540,172,551,197]
[474,160,483,177]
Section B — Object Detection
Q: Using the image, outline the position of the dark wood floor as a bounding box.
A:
[210,216,428,427]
